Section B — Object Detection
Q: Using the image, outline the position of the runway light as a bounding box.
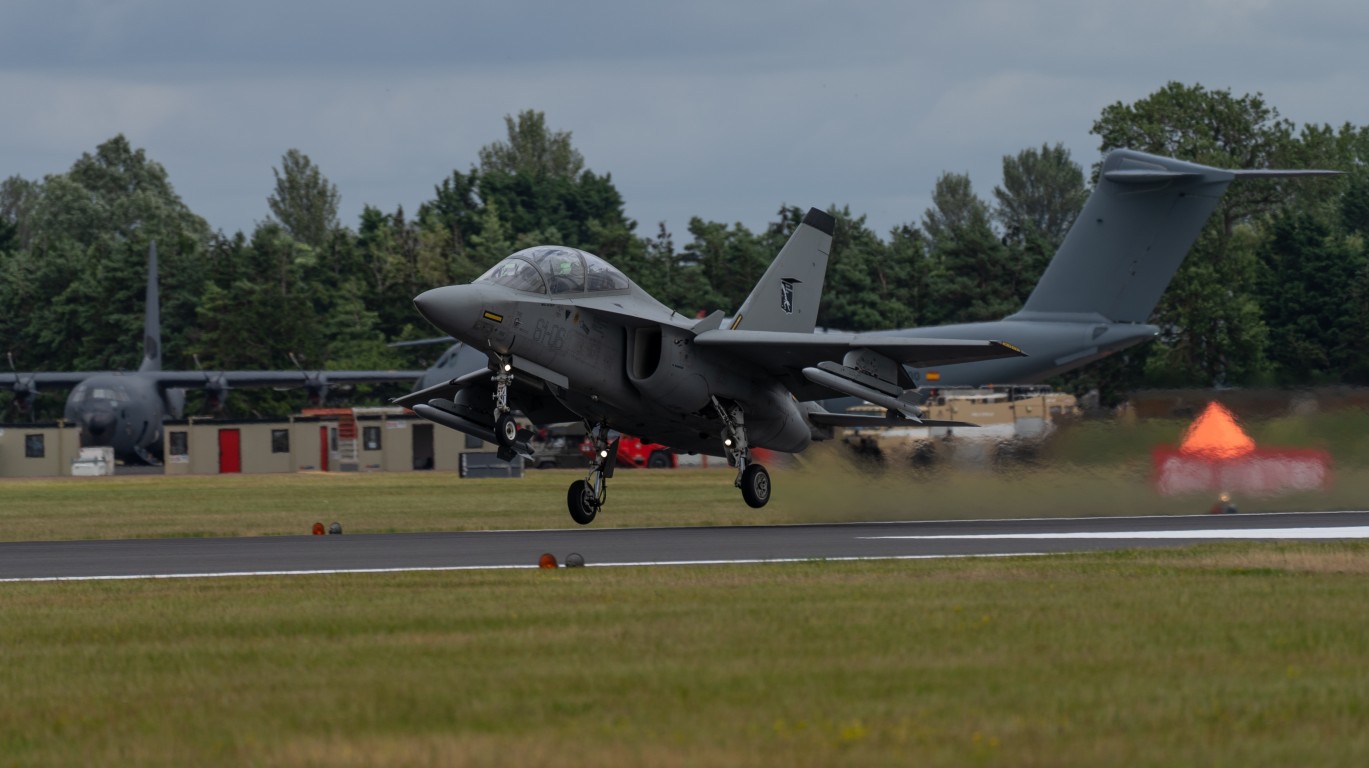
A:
[312,522,325,536]
[329,522,342,535]
[539,553,558,569]
[565,552,585,568]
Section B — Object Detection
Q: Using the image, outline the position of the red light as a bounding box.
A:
[538,553,558,569]
[312,522,325,536]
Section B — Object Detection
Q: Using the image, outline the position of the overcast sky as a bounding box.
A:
[3,1,1367,242]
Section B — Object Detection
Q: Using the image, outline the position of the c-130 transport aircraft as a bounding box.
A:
[397,149,1338,525]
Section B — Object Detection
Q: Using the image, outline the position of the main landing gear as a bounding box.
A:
[568,422,618,525]
[713,396,770,508]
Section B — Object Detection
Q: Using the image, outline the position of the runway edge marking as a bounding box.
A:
[0,553,1048,584]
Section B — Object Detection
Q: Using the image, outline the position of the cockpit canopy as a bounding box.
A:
[71,380,131,404]
[476,246,631,295]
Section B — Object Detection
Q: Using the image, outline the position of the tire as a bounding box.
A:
[740,463,771,509]
[647,450,671,469]
[567,479,599,525]
[495,412,519,447]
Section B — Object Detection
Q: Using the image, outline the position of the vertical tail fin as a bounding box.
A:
[139,241,161,373]
[1010,149,1340,324]
[730,207,834,333]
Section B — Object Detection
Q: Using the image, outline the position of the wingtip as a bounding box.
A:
[802,207,836,236]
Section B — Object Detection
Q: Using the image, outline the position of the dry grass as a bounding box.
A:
[4,545,1369,766]
[3,446,1369,542]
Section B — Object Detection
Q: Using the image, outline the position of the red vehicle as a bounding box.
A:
[580,432,676,468]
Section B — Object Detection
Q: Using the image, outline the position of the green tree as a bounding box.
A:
[992,143,1087,251]
[0,175,40,252]
[1,136,211,373]
[267,149,340,249]
[681,217,769,312]
[478,110,585,179]
[921,172,990,254]
[1258,212,1369,384]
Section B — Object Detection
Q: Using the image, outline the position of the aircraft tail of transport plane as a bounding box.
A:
[890,149,1342,387]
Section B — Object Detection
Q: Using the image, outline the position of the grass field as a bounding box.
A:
[3,544,1369,766]
[2,442,1368,542]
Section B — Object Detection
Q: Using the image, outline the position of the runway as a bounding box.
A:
[3,510,1368,582]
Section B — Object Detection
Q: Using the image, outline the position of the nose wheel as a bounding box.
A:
[567,422,617,525]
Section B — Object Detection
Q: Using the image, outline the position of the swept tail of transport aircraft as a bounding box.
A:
[1,243,424,464]
[880,149,1341,387]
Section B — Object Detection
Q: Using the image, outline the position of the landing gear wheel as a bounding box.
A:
[495,412,519,447]
[567,479,599,525]
[740,463,771,508]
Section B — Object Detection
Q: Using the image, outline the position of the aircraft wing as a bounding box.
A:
[0,371,114,388]
[693,330,1024,403]
[147,370,425,389]
[692,330,1024,369]
[392,367,491,409]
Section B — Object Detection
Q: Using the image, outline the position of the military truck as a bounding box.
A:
[840,386,1078,466]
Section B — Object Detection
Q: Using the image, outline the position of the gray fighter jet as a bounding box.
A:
[396,208,1025,523]
[2,243,423,464]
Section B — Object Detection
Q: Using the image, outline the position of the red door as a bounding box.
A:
[319,426,329,472]
[218,429,241,473]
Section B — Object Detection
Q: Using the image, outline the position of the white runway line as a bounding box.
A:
[860,526,1369,541]
[0,553,1044,584]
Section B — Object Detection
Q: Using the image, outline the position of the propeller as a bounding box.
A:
[194,353,230,412]
[6,351,39,419]
[289,352,330,406]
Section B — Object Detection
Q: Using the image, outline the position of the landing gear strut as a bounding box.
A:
[713,396,770,508]
[491,355,516,448]
[568,422,618,525]
[489,354,533,462]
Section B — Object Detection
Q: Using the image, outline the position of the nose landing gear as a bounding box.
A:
[490,354,534,462]
[568,422,618,525]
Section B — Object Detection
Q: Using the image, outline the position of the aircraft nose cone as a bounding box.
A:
[84,411,115,440]
[414,285,485,335]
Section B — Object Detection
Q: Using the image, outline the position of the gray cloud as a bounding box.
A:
[2,1,1367,242]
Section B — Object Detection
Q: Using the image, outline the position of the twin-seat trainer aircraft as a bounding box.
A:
[1,243,423,464]
[397,208,1024,523]
[398,149,1337,525]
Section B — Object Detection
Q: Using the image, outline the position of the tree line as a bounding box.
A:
[2,83,1368,418]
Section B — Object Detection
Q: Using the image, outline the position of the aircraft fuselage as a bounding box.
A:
[418,284,812,456]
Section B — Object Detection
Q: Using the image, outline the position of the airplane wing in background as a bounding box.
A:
[148,370,426,390]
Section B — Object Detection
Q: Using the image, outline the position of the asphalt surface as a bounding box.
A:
[3,511,1368,581]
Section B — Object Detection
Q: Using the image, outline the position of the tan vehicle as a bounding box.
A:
[841,386,1078,465]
